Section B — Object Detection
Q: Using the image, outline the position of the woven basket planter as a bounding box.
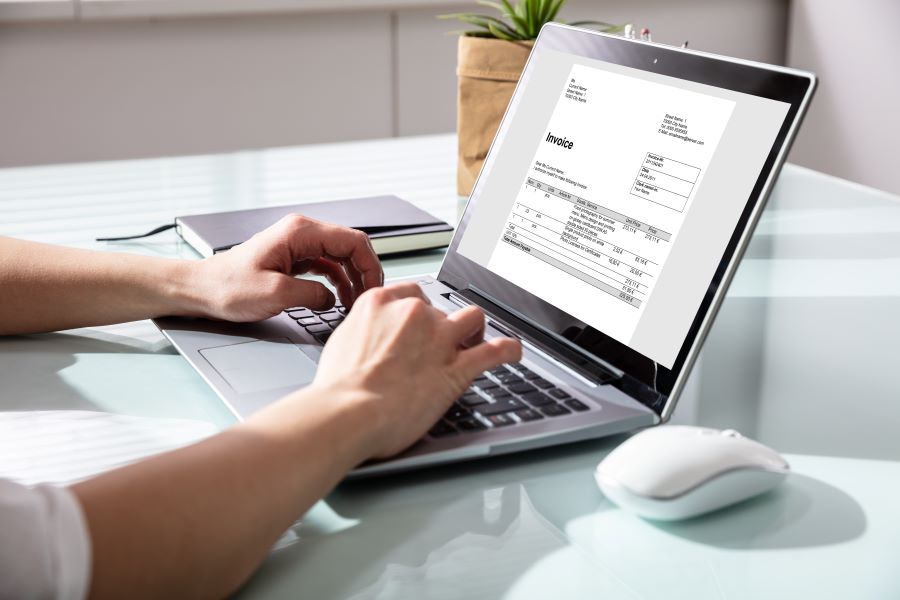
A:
[456,36,533,196]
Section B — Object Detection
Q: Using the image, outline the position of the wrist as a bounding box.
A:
[253,380,385,472]
[161,258,211,318]
[302,380,386,467]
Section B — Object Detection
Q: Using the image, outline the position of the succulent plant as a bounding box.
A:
[440,0,623,40]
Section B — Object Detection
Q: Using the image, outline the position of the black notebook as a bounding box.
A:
[175,196,454,258]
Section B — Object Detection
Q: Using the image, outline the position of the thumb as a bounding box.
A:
[277,276,336,311]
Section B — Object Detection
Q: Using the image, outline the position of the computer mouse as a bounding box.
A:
[595,425,790,521]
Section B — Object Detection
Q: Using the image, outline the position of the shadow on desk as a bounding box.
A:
[652,473,867,550]
[0,330,173,411]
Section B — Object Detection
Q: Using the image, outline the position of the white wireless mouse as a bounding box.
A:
[595,426,790,521]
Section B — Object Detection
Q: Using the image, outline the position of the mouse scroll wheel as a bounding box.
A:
[721,429,743,438]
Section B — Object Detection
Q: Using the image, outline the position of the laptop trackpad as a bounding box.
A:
[199,338,317,395]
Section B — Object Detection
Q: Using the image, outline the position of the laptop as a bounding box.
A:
[155,24,816,477]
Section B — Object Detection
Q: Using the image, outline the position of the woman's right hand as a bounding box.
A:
[310,282,522,460]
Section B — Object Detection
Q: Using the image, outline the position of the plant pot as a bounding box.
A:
[456,36,533,196]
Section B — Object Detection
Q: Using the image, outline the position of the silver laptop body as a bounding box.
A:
[156,24,816,477]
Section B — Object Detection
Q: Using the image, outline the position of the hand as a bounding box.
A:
[309,282,522,460]
[190,214,383,322]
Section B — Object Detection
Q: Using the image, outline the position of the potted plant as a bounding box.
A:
[441,0,624,195]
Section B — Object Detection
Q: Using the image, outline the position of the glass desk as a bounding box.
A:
[1,134,899,598]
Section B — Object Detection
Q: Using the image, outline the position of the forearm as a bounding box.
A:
[0,237,203,334]
[72,384,376,599]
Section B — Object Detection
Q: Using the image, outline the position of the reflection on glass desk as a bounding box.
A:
[1,134,899,598]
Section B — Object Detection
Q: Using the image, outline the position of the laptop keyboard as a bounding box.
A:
[430,363,591,438]
[285,304,348,344]
[283,305,592,438]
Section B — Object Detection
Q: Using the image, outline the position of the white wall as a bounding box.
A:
[786,0,900,196]
[0,12,396,166]
[0,0,788,168]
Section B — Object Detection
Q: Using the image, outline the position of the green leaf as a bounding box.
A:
[534,0,548,32]
[545,0,565,22]
[480,0,529,35]
[514,0,528,33]
[488,22,520,40]
[524,1,536,38]
[476,0,508,15]
[506,5,529,34]
[482,15,522,37]
[537,0,554,25]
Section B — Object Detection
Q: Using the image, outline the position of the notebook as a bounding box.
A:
[175,195,454,258]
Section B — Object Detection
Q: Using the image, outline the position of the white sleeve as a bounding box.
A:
[0,479,91,600]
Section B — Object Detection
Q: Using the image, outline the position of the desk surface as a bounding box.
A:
[2,134,900,599]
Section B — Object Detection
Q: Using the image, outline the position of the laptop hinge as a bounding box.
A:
[443,287,623,386]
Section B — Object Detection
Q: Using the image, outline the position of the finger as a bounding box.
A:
[325,253,365,307]
[304,258,353,308]
[378,282,431,304]
[453,337,522,382]
[290,258,315,276]
[279,277,336,311]
[280,216,383,292]
[442,305,486,349]
[290,257,355,308]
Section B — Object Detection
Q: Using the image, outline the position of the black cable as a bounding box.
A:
[95,223,176,242]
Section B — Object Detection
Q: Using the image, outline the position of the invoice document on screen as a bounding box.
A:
[485,63,736,354]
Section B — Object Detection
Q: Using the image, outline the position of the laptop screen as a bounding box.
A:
[440,25,813,413]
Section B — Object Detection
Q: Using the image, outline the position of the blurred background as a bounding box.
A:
[0,0,897,194]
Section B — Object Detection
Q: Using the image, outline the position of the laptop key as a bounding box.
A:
[459,394,488,407]
[541,404,571,417]
[496,372,521,384]
[511,364,539,378]
[319,312,343,323]
[507,381,537,395]
[429,421,457,437]
[476,398,526,416]
[532,378,555,389]
[457,418,488,432]
[305,324,331,334]
[296,316,320,325]
[482,388,511,400]
[515,409,544,422]
[487,414,515,427]
[548,388,571,400]
[521,391,556,406]
[286,307,312,315]
[476,380,499,391]
[444,405,471,421]
[565,399,590,412]
[314,332,332,344]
